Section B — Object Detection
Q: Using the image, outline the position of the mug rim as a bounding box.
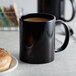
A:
[20,13,56,23]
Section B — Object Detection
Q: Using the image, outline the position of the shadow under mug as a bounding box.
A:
[19,13,69,64]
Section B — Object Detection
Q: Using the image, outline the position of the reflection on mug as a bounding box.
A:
[28,32,33,46]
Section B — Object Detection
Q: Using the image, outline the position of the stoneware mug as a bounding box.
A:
[38,0,75,22]
[19,13,69,64]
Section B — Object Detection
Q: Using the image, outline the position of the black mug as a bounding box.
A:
[19,13,69,64]
[38,0,75,22]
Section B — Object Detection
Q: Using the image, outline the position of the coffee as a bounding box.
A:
[24,18,50,22]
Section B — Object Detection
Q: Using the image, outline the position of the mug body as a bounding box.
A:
[20,13,56,64]
[38,0,65,20]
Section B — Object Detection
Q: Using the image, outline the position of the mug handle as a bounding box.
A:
[60,0,75,22]
[55,20,69,52]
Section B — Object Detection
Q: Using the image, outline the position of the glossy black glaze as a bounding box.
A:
[20,14,55,63]
[19,13,69,64]
[38,0,75,22]
[38,0,61,20]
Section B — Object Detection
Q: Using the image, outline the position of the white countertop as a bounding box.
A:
[0,16,76,76]
[0,30,76,76]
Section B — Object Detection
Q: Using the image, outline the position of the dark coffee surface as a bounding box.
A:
[24,18,50,22]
